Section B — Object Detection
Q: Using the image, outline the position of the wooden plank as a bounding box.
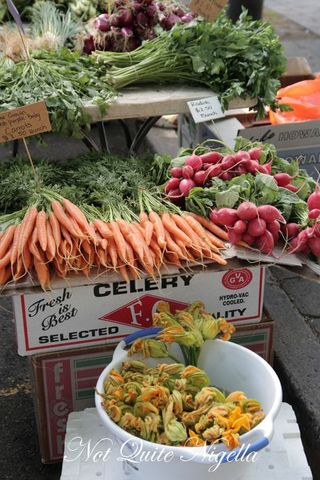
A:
[84,85,257,122]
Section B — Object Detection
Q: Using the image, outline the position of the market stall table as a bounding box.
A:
[83,85,257,153]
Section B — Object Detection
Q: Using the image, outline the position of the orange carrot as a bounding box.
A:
[22,244,32,272]
[144,221,154,246]
[87,223,100,246]
[108,238,118,269]
[161,213,192,246]
[119,265,130,283]
[62,198,90,233]
[18,207,38,255]
[29,226,41,261]
[139,212,149,225]
[188,213,228,242]
[130,223,154,274]
[164,229,187,259]
[34,256,50,290]
[149,211,166,249]
[93,219,112,239]
[206,251,227,266]
[46,220,56,262]
[0,225,15,258]
[0,249,12,269]
[96,247,108,268]
[183,214,225,249]
[109,222,128,262]
[67,214,85,239]
[36,210,48,252]
[171,214,202,249]
[51,200,79,238]
[13,255,25,281]
[60,226,74,250]
[49,212,62,249]
[10,224,21,266]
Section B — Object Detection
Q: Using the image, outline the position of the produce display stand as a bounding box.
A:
[83,86,256,153]
[60,403,312,480]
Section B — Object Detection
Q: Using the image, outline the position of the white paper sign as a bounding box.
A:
[187,96,224,123]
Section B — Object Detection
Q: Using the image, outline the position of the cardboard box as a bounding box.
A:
[14,263,265,356]
[238,120,320,179]
[30,344,116,463]
[30,316,273,463]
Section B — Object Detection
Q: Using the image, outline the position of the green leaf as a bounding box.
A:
[255,173,278,192]
[215,186,240,208]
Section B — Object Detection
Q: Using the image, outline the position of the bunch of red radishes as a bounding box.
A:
[165,148,270,199]
[289,186,320,256]
[209,202,284,254]
[83,0,194,54]
[273,173,299,192]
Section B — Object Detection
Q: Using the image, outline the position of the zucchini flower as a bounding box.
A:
[185,429,206,447]
[221,431,240,450]
[195,414,213,433]
[202,424,224,443]
[123,382,142,404]
[175,311,195,329]
[182,366,210,390]
[134,401,159,417]
[171,389,184,415]
[153,311,180,329]
[195,387,226,407]
[207,405,230,420]
[251,411,265,428]
[156,301,171,313]
[106,368,124,386]
[128,339,169,359]
[158,363,185,376]
[181,404,211,426]
[122,360,147,373]
[163,398,187,443]
[139,386,170,408]
[186,301,205,318]
[242,398,263,414]
[120,413,144,433]
[107,404,122,423]
[225,391,246,403]
[182,392,194,411]
[201,317,220,340]
[141,414,162,441]
[218,318,236,341]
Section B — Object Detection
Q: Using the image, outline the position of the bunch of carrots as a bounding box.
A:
[0,197,228,290]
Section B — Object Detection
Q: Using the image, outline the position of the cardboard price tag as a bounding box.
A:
[189,0,228,21]
[0,101,52,144]
[187,96,224,123]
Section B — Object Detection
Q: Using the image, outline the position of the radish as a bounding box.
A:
[179,179,195,197]
[170,166,182,178]
[245,159,259,174]
[200,151,222,164]
[308,209,320,220]
[284,223,300,239]
[209,209,220,224]
[202,163,211,170]
[256,230,274,254]
[247,218,267,237]
[216,208,238,227]
[242,233,255,246]
[220,172,234,181]
[221,155,235,170]
[185,154,202,172]
[248,147,262,160]
[307,185,320,211]
[308,237,320,256]
[235,151,250,162]
[208,164,222,177]
[233,219,247,234]
[236,165,247,175]
[313,223,320,237]
[257,161,272,174]
[273,173,293,187]
[165,177,180,193]
[228,230,243,245]
[237,202,258,221]
[182,165,194,179]
[267,220,281,235]
[284,184,298,192]
[257,205,283,223]
[166,188,183,199]
[194,170,208,186]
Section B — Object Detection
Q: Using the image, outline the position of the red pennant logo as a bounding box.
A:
[99,295,189,329]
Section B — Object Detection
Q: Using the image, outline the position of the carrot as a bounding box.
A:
[183,214,225,249]
[36,211,48,252]
[18,207,38,255]
[0,266,11,285]
[188,213,228,242]
[139,212,149,225]
[206,251,227,266]
[171,214,202,249]
[49,212,62,249]
[144,221,154,246]
[0,225,15,258]
[108,238,118,269]
[29,227,41,261]
[164,229,187,260]
[128,263,140,279]
[10,224,21,266]
[60,226,73,250]
[149,211,166,249]
[162,213,192,246]
[93,219,112,239]
[0,249,12,269]
[34,256,50,290]
[130,223,154,273]
[109,222,128,262]
[87,223,100,246]
[62,198,90,233]
[51,200,79,238]
[119,265,130,283]
[67,215,85,239]
[96,247,108,268]
[22,244,32,272]
[13,255,25,281]
[46,220,56,262]
[117,219,144,262]
[164,252,182,267]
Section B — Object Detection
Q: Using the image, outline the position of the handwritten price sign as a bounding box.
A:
[189,0,228,21]
[0,101,52,144]
[187,96,224,123]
